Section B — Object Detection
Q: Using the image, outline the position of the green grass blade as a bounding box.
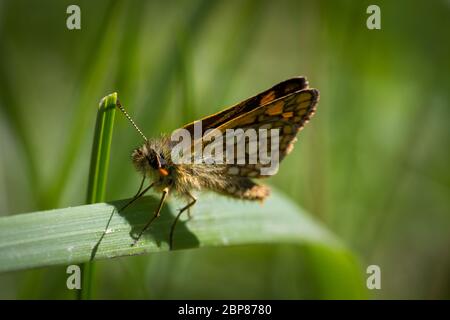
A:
[79,93,117,299]
[86,93,117,204]
[0,190,344,273]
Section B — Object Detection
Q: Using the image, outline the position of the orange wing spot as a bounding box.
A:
[297,92,313,103]
[282,111,294,118]
[265,101,284,116]
[295,100,311,110]
[235,115,256,126]
[260,90,276,105]
[296,105,310,116]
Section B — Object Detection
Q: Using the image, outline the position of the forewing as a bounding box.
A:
[182,77,309,136]
[203,88,319,178]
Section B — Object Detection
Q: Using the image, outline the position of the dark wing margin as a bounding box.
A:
[182,77,309,136]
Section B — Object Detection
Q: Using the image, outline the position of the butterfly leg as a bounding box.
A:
[119,176,153,212]
[132,187,169,246]
[91,177,152,259]
[169,192,197,250]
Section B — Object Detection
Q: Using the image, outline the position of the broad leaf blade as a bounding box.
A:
[0,190,340,273]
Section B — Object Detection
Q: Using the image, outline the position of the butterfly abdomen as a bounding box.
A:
[219,178,270,201]
[170,163,268,201]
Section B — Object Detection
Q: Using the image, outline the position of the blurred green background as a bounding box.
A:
[0,0,449,299]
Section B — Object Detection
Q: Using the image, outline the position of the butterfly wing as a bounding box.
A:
[182,77,309,136]
[178,77,319,179]
[205,88,319,178]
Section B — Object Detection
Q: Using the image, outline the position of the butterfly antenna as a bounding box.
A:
[116,99,148,141]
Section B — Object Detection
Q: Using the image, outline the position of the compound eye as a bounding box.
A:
[146,155,158,169]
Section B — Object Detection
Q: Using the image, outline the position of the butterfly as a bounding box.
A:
[117,76,319,249]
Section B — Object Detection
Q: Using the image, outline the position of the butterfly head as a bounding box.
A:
[132,143,169,178]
